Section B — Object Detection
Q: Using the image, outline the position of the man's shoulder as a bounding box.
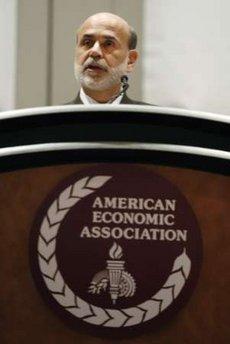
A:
[65,93,82,105]
[121,93,153,106]
[125,99,152,106]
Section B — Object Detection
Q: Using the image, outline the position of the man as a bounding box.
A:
[70,12,148,105]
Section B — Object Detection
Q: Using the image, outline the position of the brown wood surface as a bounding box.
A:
[0,164,229,344]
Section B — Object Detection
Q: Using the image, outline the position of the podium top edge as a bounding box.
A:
[0,104,230,124]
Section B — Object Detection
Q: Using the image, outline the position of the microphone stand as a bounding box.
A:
[108,75,130,103]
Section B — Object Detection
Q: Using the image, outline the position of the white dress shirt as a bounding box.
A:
[80,88,123,105]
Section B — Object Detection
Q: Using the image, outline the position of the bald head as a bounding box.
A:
[77,12,137,50]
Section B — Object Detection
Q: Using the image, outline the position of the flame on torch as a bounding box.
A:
[109,242,123,260]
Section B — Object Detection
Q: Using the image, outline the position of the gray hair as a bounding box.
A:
[128,27,137,49]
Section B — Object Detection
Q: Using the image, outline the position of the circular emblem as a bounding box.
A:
[30,164,202,336]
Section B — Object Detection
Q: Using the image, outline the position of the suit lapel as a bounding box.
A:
[120,93,134,104]
[73,93,83,104]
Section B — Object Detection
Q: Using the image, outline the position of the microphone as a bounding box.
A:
[121,75,129,93]
[121,75,128,84]
[108,75,130,103]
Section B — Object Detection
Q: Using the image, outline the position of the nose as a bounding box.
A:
[89,41,102,59]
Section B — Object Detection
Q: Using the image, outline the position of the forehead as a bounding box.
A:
[78,16,129,43]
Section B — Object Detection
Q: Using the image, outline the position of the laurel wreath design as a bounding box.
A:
[38,175,191,327]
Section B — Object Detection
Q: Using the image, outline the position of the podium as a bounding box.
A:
[0,105,229,343]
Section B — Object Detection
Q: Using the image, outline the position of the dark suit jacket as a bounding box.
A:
[68,92,151,105]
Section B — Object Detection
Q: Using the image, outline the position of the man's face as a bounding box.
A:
[74,14,136,91]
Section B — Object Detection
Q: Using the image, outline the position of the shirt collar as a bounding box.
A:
[80,88,123,105]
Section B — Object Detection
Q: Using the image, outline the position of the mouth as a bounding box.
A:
[84,63,107,73]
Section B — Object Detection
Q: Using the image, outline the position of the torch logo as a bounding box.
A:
[88,242,136,304]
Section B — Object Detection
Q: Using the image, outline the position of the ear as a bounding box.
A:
[126,50,138,73]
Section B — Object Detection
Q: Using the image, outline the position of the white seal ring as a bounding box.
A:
[37,175,191,328]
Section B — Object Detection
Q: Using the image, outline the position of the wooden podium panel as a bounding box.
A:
[0,163,229,343]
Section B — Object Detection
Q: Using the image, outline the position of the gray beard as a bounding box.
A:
[74,60,128,91]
